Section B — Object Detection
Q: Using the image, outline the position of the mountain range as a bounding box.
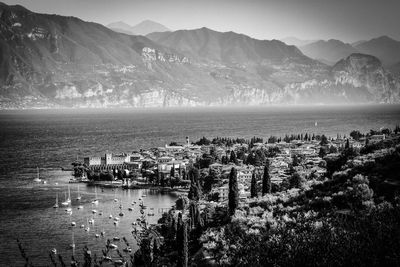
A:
[0,2,399,109]
[107,20,170,36]
[297,36,400,68]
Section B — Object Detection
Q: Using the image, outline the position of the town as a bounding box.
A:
[73,129,393,204]
[65,126,400,266]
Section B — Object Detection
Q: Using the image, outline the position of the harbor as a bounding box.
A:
[0,168,178,266]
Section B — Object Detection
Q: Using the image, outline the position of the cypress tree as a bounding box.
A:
[230,150,238,164]
[228,167,238,216]
[250,171,257,198]
[176,212,188,267]
[176,213,183,266]
[345,138,350,149]
[262,161,271,195]
[182,221,188,267]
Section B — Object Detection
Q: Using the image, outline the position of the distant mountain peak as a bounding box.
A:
[107,20,170,36]
[354,35,400,66]
[280,37,317,47]
[299,39,357,65]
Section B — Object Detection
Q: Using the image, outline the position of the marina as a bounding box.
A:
[0,169,178,265]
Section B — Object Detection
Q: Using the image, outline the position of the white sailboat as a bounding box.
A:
[315,121,318,127]
[119,200,124,217]
[33,167,42,183]
[53,193,59,208]
[113,189,118,202]
[91,187,99,205]
[69,231,75,249]
[67,185,71,204]
[85,218,90,232]
[76,185,81,201]
[61,192,69,207]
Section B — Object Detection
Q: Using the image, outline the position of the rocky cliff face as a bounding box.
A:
[0,3,399,109]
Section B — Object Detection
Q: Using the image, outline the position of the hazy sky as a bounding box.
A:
[3,0,400,42]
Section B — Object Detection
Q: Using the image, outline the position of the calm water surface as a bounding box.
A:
[0,105,400,265]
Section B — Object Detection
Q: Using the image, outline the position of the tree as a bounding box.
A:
[228,167,238,216]
[176,213,188,267]
[254,149,265,166]
[319,147,327,158]
[344,138,350,149]
[292,154,300,167]
[250,172,257,198]
[188,181,201,201]
[289,172,304,188]
[204,169,218,193]
[230,151,238,164]
[188,168,200,183]
[320,134,328,146]
[262,162,271,195]
[189,202,203,231]
[350,130,363,141]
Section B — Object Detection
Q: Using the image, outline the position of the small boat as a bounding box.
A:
[101,230,105,236]
[69,232,75,249]
[128,207,133,211]
[98,211,103,215]
[80,224,84,228]
[53,193,59,208]
[123,247,132,253]
[61,191,69,207]
[113,236,120,241]
[67,185,71,204]
[85,219,90,231]
[91,187,99,205]
[65,207,72,213]
[109,214,113,219]
[103,255,112,261]
[108,243,118,249]
[142,194,147,197]
[315,121,318,127]
[119,200,124,216]
[95,233,100,238]
[89,218,94,224]
[51,248,57,254]
[33,167,42,183]
[71,221,76,226]
[76,185,81,201]
[113,189,118,202]
[113,221,118,225]
[77,205,83,210]
[91,209,97,214]
[114,217,120,221]
[113,259,125,266]
[132,222,137,226]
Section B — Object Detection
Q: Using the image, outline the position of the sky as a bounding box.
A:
[2,0,400,42]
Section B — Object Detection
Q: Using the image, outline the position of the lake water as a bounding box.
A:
[0,105,400,265]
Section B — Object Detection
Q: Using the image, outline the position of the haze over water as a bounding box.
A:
[0,104,400,265]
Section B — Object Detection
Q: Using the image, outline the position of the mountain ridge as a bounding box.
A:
[107,20,170,36]
[0,2,399,109]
